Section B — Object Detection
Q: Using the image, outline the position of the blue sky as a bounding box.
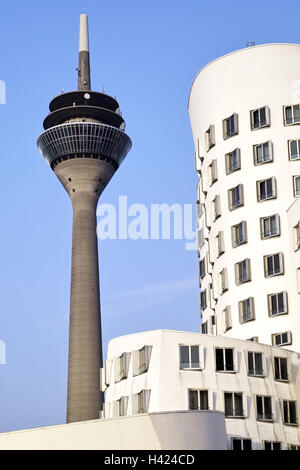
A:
[0,0,300,432]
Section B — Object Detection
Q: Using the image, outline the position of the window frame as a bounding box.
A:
[188,389,209,411]
[264,252,284,278]
[228,184,244,211]
[239,297,255,324]
[209,159,218,185]
[283,104,300,126]
[247,351,264,377]
[179,344,202,370]
[260,214,280,239]
[256,395,274,422]
[293,175,300,197]
[205,125,215,151]
[223,113,239,140]
[267,291,288,317]
[224,391,244,418]
[272,331,292,347]
[235,258,251,285]
[257,177,277,202]
[283,400,297,426]
[250,106,270,130]
[274,356,289,382]
[215,347,235,373]
[231,220,247,247]
[253,141,273,165]
[288,139,300,161]
[225,148,241,174]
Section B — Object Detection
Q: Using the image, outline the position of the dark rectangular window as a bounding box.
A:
[256,396,272,421]
[189,390,208,411]
[180,345,200,369]
[216,348,234,371]
[248,352,263,376]
[224,392,243,417]
[274,357,288,381]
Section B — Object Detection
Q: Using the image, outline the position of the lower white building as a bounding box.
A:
[104,329,300,450]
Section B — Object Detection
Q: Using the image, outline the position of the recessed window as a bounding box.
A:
[283,400,297,425]
[116,396,128,417]
[198,228,204,249]
[223,113,239,139]
[231,220,247,247]
[136,389,151,414]
[209,160,218,185]
[274,357,288,381]
[248,351,264,376]
[256,395,273,421]
[293,222,300,251]
[284,104,300,125]
[225,148,241,174]
[189,389,209,410]
[264,252,284,277]
[114,352,131,383]
[288,140,300,160]
[180,345,201,370]
[232,438,252,450]
[235,258,251,285]
[223,306,232,332]
[228,184,244,210]
[219,268,228,294]
[257,177,276,201]
[201,321,208,335]
[253,141,273,165]
[133,346,152,377]
[268,291,288,316]
[239,297,255,324]
[293,176,300,196]
[272,331,292,347]
[260,214,280,239]
[264,441,281,450]
[224,392,244,418]
[250,106,270,130]
[215,348,234,372]
[199,258,206,280]
[212,195,221,221]
[200,290,207,310]
[205,125,215,151]
[216,231,225,257]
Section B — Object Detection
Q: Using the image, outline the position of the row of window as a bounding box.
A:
[180,345,290,377]
[109,389,151,417]
[220,178,300,213]
[188,388,297,425]
[206,140,300,186]
[204,104,300,152]
[106,345,152,385]
[231,439,299,451]
[199,214,297,260]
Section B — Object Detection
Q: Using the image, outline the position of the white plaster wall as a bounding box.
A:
[0,410,226,450]
[105,330,300,450]
[189,44,300,350]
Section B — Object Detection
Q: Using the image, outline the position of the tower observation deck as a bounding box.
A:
[37,14,132,423]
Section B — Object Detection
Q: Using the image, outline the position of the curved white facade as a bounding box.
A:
[189,44,300,351]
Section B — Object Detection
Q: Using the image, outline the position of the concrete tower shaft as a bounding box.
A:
[37,14,132,423]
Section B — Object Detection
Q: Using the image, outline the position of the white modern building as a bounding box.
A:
[189,44,300,351]
[104,330,300,450]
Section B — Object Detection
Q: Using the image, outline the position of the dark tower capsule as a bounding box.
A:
[37,14,132,423]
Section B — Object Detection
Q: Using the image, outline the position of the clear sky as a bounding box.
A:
[0,0,300,432]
